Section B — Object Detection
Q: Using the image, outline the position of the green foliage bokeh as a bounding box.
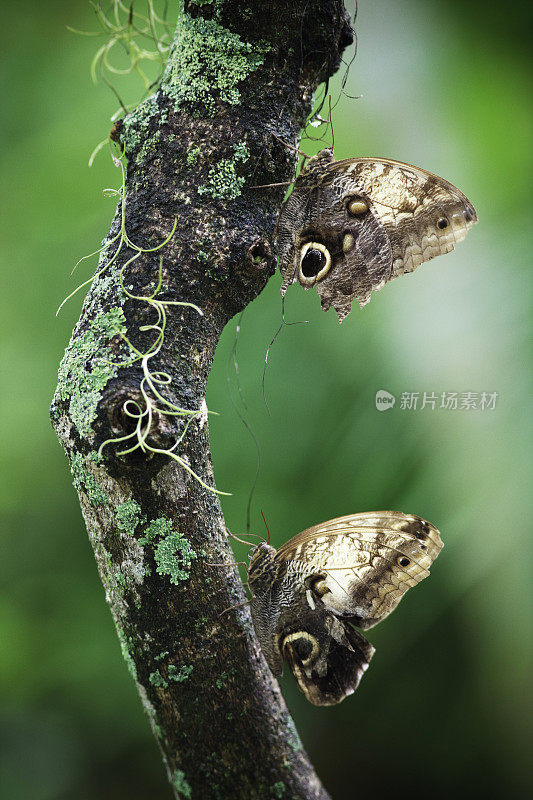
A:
[1,1,531,798]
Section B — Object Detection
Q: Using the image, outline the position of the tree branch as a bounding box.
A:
[51,2,353,797]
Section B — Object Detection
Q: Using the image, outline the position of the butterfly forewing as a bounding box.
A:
[334,158,477,276]
[276,511,443,628]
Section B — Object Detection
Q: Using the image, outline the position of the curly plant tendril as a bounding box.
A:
[60,5,230,495]
[59,151,228,495]
[98,258,229,496]
[69,0,173,121]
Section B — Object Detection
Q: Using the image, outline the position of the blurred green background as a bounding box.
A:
[1,1,531,798]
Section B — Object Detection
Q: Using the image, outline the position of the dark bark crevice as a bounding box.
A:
[51,2,353,798]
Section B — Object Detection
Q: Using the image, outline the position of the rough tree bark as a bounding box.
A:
[51,2,353,798]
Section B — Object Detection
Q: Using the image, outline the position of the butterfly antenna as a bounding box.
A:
[270,132,307,158]
[260,509,271,545]
[219,599,252,617]
[225,526,266,546]
[249,180,294,189]
[328,95,335,153]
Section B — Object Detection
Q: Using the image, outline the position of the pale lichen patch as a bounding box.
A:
[140,517,198,584]
[161,14,268,116]
[168,664,194,683]
[198,142,249,200]
[149,669,168,688]
[198,397,209,429]
[116,624,138,681]
[70,452,108,507]
[171,769,192,799]
[58,307,134,438]
[115,499,144,535]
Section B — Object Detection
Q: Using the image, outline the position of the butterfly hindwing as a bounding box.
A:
[281,609,375,706]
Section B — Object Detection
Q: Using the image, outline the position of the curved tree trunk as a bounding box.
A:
[51,2,353,797]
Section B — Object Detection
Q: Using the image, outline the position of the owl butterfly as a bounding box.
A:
[277,150,478,321]
[248,511,442,706]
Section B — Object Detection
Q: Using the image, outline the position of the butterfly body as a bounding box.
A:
[278,150,478,320]
[249,511,443,705]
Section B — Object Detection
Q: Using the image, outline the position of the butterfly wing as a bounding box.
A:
[249,541,375,705]
[278,155,477,321]
[281,609,375,706]
[279,172,393,320]
[276,511,443,628]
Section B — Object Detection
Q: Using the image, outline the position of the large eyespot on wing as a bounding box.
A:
[278,186,316,297]
[298,242,332,286]
[281,612,375,706]
[278,176,394,321]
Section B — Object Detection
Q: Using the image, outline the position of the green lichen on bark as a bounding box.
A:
[115,500,144,535]
[186,145,202,166]
[198,142,249,199]
[82,250,126,319]
[168,664,194,683]
[286,716,304,754]
[215,671,229,689]
[58,307,133,438]
[171,769,192,800]
[155,531,197,584]
[70,452,107,506]
[161,13,268,115]
[155,650,170,661]
[121,10,267,156]
[121,95,160,158]
[139,517,197,584]
[117,625,138,681]
[149,669,168,688]
[115,568,127,591]
[149,664,193,688]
